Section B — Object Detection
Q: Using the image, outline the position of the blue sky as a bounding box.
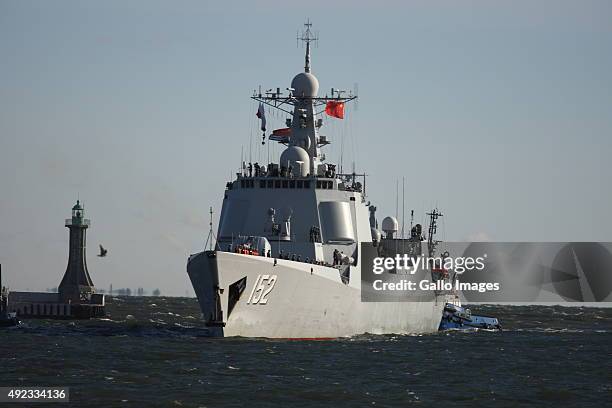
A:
[1,0,611,295]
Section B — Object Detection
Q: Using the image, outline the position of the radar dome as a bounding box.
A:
[280,146,309,177]
[382,216,399,238]
[291,72,319,98]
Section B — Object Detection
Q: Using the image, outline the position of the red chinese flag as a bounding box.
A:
[325,101,345,119]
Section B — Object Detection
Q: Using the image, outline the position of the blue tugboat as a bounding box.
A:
[0,264,20,328]
[420,211,502,333]
[439,301,502,331]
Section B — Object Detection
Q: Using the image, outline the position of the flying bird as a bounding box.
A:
[98,245,108,257]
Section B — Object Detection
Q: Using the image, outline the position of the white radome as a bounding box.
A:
[280,146,310,176]
[382,216,399,236]
[291,72,319,97]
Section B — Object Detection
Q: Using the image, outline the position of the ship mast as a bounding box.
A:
[426,209,443,257]
[301,19,315,73]
[251,21,357,177]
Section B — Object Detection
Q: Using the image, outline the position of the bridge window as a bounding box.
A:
[240,180,254,188]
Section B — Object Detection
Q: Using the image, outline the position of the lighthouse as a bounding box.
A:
[7,199,105,319]
[58,200,96,303]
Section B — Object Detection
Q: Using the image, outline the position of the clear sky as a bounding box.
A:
[1,0,611,296]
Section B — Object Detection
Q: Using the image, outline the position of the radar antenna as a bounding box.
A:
[298,19,318,73]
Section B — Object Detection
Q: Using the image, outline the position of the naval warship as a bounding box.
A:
[187,23,451,338]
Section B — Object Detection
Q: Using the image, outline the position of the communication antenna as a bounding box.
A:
[249,99,254,164]
[297,19,318,73]
[340,129,344,174]
[353,83,359,112]
[401,176,405,239]
[395,179,399,220]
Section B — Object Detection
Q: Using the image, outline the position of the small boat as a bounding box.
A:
[0,265,20,328]
[439,302,502,332]
[0,311,19,328]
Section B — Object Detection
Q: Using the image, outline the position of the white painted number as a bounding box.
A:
[259,275,277,305]
[247,274,277,305]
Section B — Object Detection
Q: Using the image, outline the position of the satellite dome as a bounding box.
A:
[291,72,319,98]
[280,146,309,177]
[382,216,399,238]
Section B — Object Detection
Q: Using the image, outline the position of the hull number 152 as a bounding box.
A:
[247,274,277,305]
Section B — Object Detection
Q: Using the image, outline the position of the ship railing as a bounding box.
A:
[65,218,91,227]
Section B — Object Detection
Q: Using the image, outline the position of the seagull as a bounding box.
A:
[98,245,108,257]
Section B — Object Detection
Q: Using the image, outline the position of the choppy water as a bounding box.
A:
[1,297,611,407]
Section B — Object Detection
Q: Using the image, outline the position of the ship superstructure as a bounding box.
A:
[188,23,449,338]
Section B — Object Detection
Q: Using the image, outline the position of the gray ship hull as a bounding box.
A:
[188,250,446,338]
